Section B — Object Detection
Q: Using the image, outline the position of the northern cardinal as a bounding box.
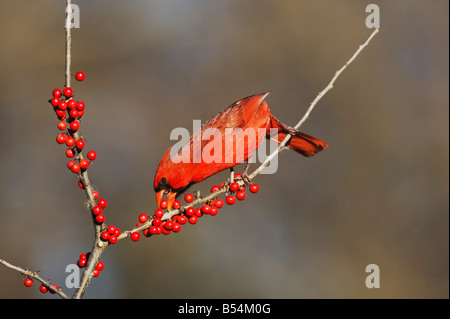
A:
[154,92,328,210]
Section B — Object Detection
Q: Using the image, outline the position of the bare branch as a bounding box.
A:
[0,258,70,299]
[65,0,72,88]
[249,28,379,179]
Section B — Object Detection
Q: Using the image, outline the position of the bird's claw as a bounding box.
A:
[287,126,297,136]
[194,190,202,200]
[241,173,252,186]
[234,172,252,186]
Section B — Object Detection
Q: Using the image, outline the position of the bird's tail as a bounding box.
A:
[267,115,328,157]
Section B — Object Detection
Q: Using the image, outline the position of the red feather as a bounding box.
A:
[154,93,327,196]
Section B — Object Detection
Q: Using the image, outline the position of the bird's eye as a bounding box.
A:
[161,177,166,184]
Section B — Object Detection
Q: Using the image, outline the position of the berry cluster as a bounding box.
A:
[131,174,259,240]
[77,252,105,277]
[100,224,121,245]
[23,277,60,294]
[50,72,95,174]
[50,72,113,227]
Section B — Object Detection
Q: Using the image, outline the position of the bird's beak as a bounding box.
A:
[156,190,165,209]
[156,189,177,211]
[166,191,177,212]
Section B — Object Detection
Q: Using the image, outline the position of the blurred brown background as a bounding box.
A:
[0,1,448,298]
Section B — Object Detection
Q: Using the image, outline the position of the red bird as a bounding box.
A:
[154,93,328,210]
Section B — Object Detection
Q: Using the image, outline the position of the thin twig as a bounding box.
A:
[64,0,108,299]
[0,259,70,299]
[65,0,72,88]
[249,28,379,179]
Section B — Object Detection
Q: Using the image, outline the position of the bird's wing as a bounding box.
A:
[176,93,270,161]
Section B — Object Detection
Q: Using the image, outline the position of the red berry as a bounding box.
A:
[215,198,224,208]
[55,109,66,118]
[225,195,236,205]
[249,184,259,193]
[67,160,75,169]
[39,284,48,293]
[70,120,80,131]
[173,200,181,209]
[95,214,105,224]
[161,227,171,235]
[172,223,181,232]
[56,133,67,144]
[77,259,86,268]
[51,97,60,107]
[210,206,219,216]
[138,213,148,223]
[149,226,159,235]
[78,181,84,189]
[178,215,188,225]
[188,215,198,224]
[79,158,90,170]
[93,269,100,277]
[159,199,168,209]
[69,108,79,118]
[211,185,220,192]
[75,139,85,150]
[109,235,118,244]
[76,101,85,111]
[184,193,194,203]
[195,207,203,217]
[97,198,107,208]
[24,278,34,287]
[58,101,67,110]
[185,207,195,217]
[92,206,102,216]
[52,89,62,98]
[71,163,81,173]
[201,205,211,214]
[152,217,162,227]
[164,220,174,230]
[87,150,97,161]
[101,231,110,241]
[130,232,140,242]
[78,110,85,118]
[92,191,99,199]
[63,87,73,97]
[65,136,75,147]
[50,284,59,294]
[57,121,67,131]
[154,208,164,218]
[142,228,151,237]
[67,99,77,109]
[236,190,246,201]
[107,225,116,234]
[96,261,105,271]
[229,182,240,192]
[65,149,74,158]
[75,71,86,81]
